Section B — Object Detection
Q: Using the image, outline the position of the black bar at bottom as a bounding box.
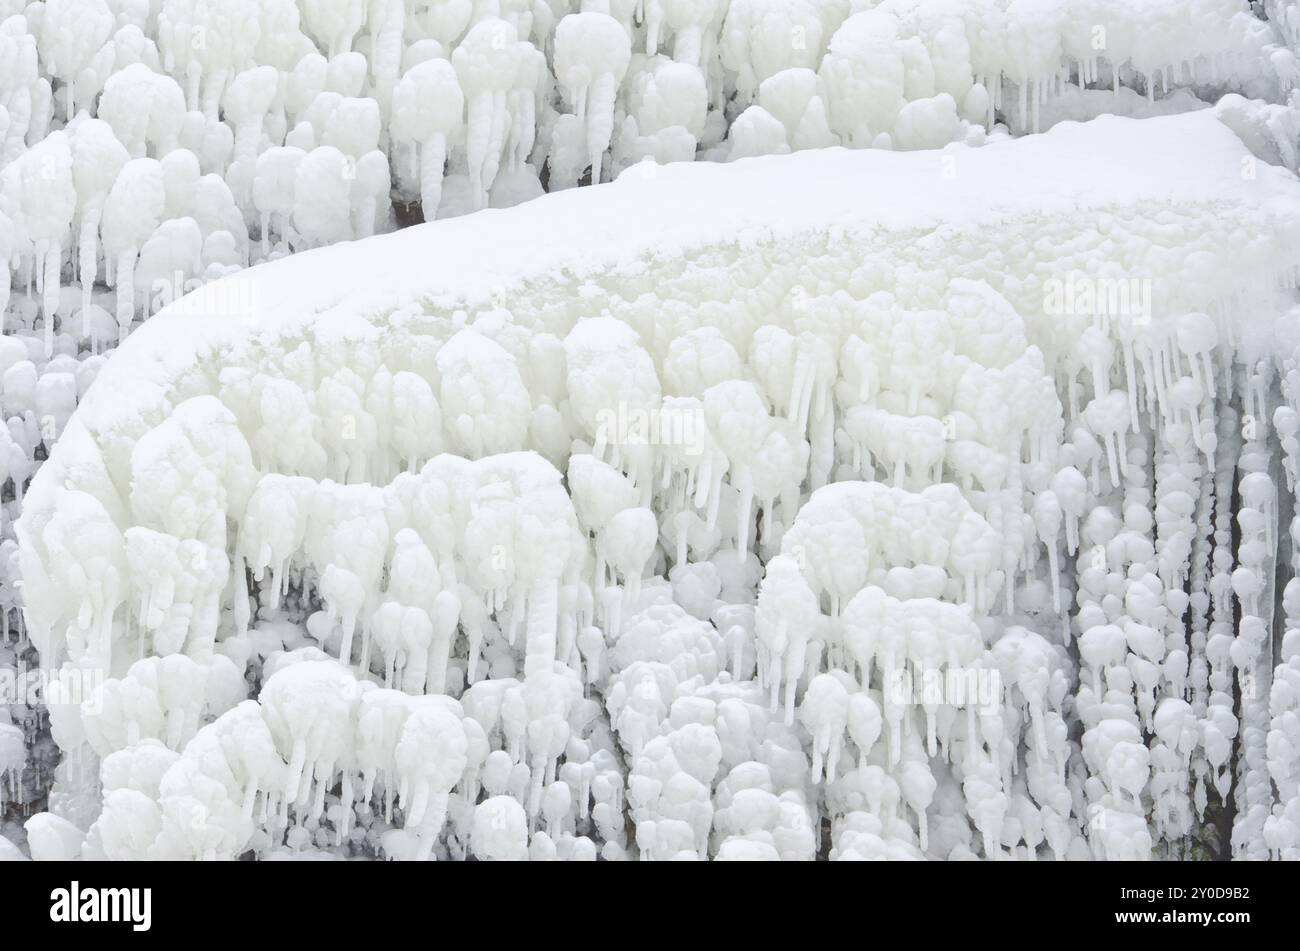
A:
[0,859,1280,939]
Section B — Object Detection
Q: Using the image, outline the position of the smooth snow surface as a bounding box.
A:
[10,107,1300,861]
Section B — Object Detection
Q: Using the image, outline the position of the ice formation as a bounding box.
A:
[1,97,1296,862]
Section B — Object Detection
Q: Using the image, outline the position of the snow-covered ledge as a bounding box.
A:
[14,111,1300,861]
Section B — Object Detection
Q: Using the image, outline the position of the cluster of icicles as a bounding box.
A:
[1265,315,1300,859]
[30,653,637,860]
[0,0,1295,360]
[0,320,103,839]
[10,166,1300,859]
